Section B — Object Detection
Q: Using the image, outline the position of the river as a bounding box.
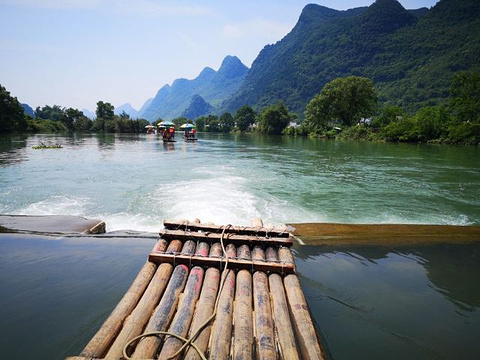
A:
[0,133,479,359]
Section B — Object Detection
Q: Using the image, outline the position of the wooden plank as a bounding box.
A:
[284,275,324,360]
[208,244,236,359]
[130,241,196,359]
[233,245,254,360]
[158,243,209,359]
[289,222,480,245]
[164,220,291,238]
[148,253,295,275]
[251,246,277,360]
[269,273,300,360]
[159,229,293,246]
[184,243,222,360]
[80,261,157,358]
[104,240,181,359]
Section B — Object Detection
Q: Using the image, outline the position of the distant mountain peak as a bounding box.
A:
[218,55,248,78]
[181,94,213,119]
[360,0,417,33]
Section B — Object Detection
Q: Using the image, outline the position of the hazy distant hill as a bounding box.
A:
[141,55,248,120]
[82,108,95,119]
[223,0,480,115]
[21,103,35,118]
[114,103,139,118]
[181,94,214,120]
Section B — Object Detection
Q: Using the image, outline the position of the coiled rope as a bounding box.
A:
[122,224,232,360]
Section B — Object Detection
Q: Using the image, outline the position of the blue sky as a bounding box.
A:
[0,0,439,112]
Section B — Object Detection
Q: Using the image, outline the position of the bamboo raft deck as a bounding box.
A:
[67,220,324,360]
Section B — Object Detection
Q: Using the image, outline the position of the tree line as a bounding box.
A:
[186,72,480,145]
[2,71,479,145]
[0,91,151,134]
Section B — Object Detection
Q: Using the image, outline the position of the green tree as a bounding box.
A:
[219,112,234,132]
[371,105,405,129]
[235,105,256,132]
[0,84,27,133]
[63,108,84,132]
[258,102,293,134]
[450,72,480,123]
[305,76,377,128]
[73,116,93,132]
[35,105,64,122]
[413,105,451,141]
[95,101,114,120]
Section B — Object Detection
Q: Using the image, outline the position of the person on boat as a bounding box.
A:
[192,128,196,138]
[169,127,175,140]
[163,128,170,141]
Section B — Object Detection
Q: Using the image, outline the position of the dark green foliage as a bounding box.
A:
[305,76,377,128]
[447,122,480,145]
[234,105,256,132]
[172,117,189,128]
[73,116,93,132]
[449,72,480,123]
[27,119,67,133]
[0,84,28,133]
[195,115,219,132]
[35,105,64,122]
[95,101,114,120]
[223,0,480,116]
[371,105,404,129]
[258,102,294,134]
[219,112,234,132]
[414,105,451,141]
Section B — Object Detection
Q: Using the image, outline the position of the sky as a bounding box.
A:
[0,0,439,112]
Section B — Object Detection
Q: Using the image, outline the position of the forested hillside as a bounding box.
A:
[223,0,480,115]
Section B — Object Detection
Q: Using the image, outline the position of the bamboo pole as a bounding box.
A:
[80,259,159,358]
[159,229,293,246]
[279,248,324,360]
[267,249,300,360]
[252,246,277,360]
[104,240,181,359]
[130,240,196,359]
[208,243,236,359]
[158,242,209,359]
[148,252,295,274]
[184,243,222,360]
[233,245,253,360]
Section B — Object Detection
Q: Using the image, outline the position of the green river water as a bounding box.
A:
[0,133,479,359]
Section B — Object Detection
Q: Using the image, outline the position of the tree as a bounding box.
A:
[95,101,114,120]
[63,108,84,132]
[413,105,451,141]
[258,102,293,134]
[371,105,404,129]
[235,105,256,132]
[35,105,64,122]
[305,76,377,128]
[219,112,234,132]
[450,72,480,123]
[0,84,27,133]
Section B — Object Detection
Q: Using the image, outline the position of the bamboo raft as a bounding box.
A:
[67,220,324,360]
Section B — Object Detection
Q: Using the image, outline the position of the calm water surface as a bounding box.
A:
[1,133,479,359]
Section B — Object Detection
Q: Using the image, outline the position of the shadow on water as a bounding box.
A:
[294,242,480,359]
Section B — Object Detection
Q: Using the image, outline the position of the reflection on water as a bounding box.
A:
[295,243,480,359]
[0,233,479,359]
